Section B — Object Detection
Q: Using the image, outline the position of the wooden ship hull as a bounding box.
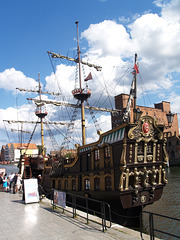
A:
[20,155,46,179]
[41,115,168,212]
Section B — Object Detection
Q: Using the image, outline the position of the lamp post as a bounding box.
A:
[134,107,143,122]
[166,111,174,127]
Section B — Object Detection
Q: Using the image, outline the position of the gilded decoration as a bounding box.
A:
[120,139,127,170]
[128,115,163,141]
[119,165,165,192]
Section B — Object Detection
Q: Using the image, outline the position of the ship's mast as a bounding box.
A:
[47,22,103,146]
[35,73,47,156]
[133,53,137,122]
[76,21,86,146]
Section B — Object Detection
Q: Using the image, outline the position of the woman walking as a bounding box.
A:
[3,174,8,192]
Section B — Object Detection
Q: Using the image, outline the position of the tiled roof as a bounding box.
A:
[11,143,38,149]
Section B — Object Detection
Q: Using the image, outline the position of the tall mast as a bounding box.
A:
[35,73,47,156]
[75,21,86,146]
[133,53,138,122]
[47,22,102,146]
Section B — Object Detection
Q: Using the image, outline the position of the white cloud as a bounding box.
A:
[1,0,180,150]
[45,64,76,98]
[81,20,134,58]
[0,68,37,93]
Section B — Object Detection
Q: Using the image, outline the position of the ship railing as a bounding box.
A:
[38,184,52,200]
[52,189,111,232]
[140,210,180,240]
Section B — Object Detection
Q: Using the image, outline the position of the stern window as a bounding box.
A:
[84,179,90,190]
[94,177,100,191]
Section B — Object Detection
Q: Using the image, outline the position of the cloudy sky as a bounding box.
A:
[0,0,180,152]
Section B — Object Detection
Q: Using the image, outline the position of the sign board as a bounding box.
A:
[54,190,66,208]
[24,179,39,204]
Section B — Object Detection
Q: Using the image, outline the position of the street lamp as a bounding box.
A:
[134,107,143,122]
[166,111,174,127]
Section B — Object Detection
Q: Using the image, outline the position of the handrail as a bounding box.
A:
[140,210,180,240]
[52,189,111,232]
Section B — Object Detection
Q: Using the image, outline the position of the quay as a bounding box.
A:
[0,191,152,240]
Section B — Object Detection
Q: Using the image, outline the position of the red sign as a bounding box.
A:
[143,122,149,133]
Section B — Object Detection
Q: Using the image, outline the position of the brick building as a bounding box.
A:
[111,93,180,166]
[1,143,38,163]
[50,149,77,158]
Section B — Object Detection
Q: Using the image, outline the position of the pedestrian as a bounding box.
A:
[9,172,15,192]
[16,174,22,193]
[3,174,8,192]
[12,172,18,193]
[0,173,3,191]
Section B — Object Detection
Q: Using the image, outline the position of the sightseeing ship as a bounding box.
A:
[38,22,172,218]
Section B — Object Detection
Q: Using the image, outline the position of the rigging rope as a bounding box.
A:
[4,122,10,143]
[86,100,102,133]
[48,53,62,96]
[138,72,152,107]
[45,123,60,151]
[61,100,81,149]
[24,120,38,155]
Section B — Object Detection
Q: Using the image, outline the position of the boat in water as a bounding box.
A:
[18,22,171,225]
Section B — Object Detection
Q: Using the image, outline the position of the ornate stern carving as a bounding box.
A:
[142,167,149,187]
[163,140,169,166]
[120,139,127,170]
[128,115,163,141]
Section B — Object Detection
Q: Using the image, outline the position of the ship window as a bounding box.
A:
[104,146,110,168]
[86,153,91,171]
[72,179,76,191]
[105,176,112,191]
[58,179,61,190]
[84,179,90,190]
[64,179,68,190]
[52,179,55,189]
[147,142,153,154]
[94,149,100,161]
[94,177,100,191]
[94,149,100,169]
[137,142,144,155]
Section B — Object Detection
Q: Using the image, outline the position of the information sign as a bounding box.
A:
[54,190,66,208]
[24,179,39,204]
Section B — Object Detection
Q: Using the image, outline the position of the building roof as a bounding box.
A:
[10,143,38,150]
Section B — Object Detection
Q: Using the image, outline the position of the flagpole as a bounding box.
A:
[134,53,137,122]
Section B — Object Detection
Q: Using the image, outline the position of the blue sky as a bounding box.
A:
[0,0,180,151]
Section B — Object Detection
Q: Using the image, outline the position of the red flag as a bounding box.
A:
[84,72,92,81]
[134,63,139,73]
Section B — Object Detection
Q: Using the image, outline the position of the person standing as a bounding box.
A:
[0,173,3,191]
[12,172,18,193]
[16,174,22,192]
[3,174,8,192]
[9,172,15,192]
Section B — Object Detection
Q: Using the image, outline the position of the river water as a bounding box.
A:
[1,164,179,239]
[143,167,180,239]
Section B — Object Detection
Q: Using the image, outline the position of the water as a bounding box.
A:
[143,167,180,239]
[0,164,19,175]
[1,164,179,239]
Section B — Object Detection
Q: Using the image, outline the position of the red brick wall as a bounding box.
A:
[112,94,179,137]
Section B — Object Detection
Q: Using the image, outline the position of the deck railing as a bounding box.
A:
[140,210,180,240]
[52,189,112,232]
